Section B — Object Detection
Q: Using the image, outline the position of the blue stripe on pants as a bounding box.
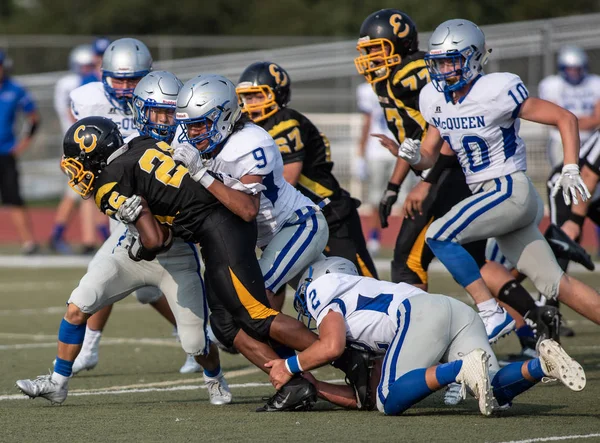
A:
[377,298,412,405]
[266,213,319,291]
[432,179,501,241]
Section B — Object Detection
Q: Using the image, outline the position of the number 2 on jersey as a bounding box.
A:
[138,145,188,188]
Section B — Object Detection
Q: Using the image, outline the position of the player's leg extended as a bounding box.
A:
[377,295,493,416]
[391,212,433,290]
[16,245,145,404]
[325,206,378,279]
[261,209,328,311]
[156,242,231,405]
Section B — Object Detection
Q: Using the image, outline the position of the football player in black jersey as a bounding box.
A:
[355,10,562,362]
[40,116,319,411]
[236,61,378,278]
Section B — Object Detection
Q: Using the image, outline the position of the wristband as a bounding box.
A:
[284,355,303,374]
[386,182,400,193]
[568,212,585,227]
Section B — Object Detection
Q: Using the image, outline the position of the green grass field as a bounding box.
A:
[1,266,599,443]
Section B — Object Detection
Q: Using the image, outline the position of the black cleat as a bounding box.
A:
[525,305,561,343]
[256,375,317,412]
[559,323,576,337]
[544,224,595,271]
[331,346,377,410]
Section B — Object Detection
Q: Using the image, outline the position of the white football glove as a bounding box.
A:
[173,144,214,188]
[115,195,142,224]
[397,138,422,165]
[551,163,591,206]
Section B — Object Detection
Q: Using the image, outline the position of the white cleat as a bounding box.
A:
[480,307,516,343]
[538,339,586,392]
[16,374,68,405]
[179,354,203,374]
[71,351,98,375]
[443,382,464,406]
[204,372,232,405]
[455,349,494,416]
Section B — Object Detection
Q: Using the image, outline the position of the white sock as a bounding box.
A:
[477,298,499,313]
[51,372,69,386]
[80,326,102,354]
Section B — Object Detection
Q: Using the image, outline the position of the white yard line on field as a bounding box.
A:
[494,433,600,443]
[0,336,182,351]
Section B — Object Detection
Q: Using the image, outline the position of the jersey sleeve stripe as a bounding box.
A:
[94,182,118,209]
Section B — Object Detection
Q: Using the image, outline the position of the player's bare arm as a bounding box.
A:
[265,311,347,390]
[282,161,303,186]
[133,199,169,251]
[205,174,261,222]
[519,97,580,165]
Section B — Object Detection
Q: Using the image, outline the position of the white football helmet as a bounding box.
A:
[425,19,491,97]
[558,45,588,85]
[176,74,242,154]
[101,38,153,110]
[293,257,359,319]
[68,45,95,74]
[132,71,182,142]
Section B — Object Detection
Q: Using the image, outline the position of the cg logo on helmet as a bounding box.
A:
[74,125,98,153]
[390,14,410,38]
[269,64,288,87]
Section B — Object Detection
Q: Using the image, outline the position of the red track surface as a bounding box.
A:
[1,208,599,250]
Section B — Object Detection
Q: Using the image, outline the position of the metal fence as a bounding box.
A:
[8,13,600,199]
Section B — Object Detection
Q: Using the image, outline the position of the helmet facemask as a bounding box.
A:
[355,37,401,84]
[132,96,177,143]
[236,84,279,122]
[425,45,489,98]
[177,105,231,155]
[102,73,147,113]
[293,266,317,331]
[61,156,97,199]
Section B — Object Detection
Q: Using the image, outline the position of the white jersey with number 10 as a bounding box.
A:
[420,72,528,186]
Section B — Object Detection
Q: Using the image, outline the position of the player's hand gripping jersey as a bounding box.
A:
[306,273,425,353]
[420,73,528,186]
[208,122,315,248]
[70,82,136,137]
[93,136,220,242]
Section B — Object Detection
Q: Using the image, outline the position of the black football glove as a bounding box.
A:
[379,182,400,229]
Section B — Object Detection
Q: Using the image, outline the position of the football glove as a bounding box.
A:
[551,164,591,206]
[173,144,215,188]
[379,183,400,229]
[115,194,142,224]
[397,138,421,165]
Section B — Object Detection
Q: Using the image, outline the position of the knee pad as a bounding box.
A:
[67,285,102,314]
[178,325,208,356]
[134,286,162,304]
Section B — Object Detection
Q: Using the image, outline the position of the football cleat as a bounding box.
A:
[71,350,98,375]
[256,375,317,412]
[455,349,494,416]
[443,382,464,406]
[525,305,561,343]
[480,307,515,343]
[49,238,73,255]
[538,339,586,391]
[331,346,377,410]
[544,223,595,271]
[16,374,68,405]
[203,372,232,405]
[179,355,203,374]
